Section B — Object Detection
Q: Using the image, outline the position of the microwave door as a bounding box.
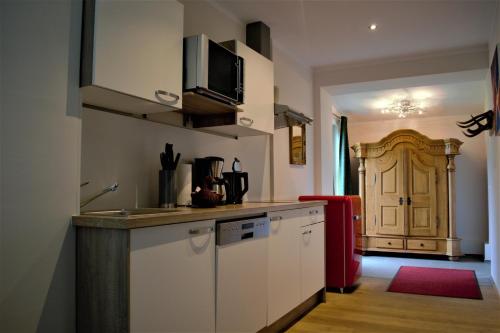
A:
[207,40,239,102]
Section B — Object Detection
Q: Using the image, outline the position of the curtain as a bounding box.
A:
[332,118,341,194]
[337,116,352,195]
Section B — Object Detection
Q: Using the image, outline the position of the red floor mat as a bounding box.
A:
[387,266,482,299]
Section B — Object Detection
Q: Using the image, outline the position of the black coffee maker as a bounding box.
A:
[223,158,249,204]
[192,156,226,205]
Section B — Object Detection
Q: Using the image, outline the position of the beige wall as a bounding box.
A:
[182,0,245,42]
[272,46,314,200]
[486,0,500,286]
[349,116,488,255]
[81,0,315,210]
[1,1,82,331]
[312,48,489,195]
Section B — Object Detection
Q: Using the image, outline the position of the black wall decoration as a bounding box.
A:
[456,110,494,137]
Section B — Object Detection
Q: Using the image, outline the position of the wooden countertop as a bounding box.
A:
[73,201,327,229]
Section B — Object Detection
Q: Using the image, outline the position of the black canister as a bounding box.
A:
[159,169,176,208]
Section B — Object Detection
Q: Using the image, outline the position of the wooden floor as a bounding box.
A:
[287,277,500,333]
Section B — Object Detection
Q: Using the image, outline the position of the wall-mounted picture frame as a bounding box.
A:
[490,43,500,135]
[289,124,306,165]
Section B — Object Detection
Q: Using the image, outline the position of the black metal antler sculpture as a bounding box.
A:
[456,110,494,137]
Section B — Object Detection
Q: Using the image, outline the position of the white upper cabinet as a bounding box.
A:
[198,40,274,137]
[80,0,183,114]
[235,41,274,134]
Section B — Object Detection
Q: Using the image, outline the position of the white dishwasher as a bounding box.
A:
[216,216,270,333]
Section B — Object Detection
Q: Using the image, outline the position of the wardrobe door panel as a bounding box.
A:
[375,150,405,236]
[408,151,437,237]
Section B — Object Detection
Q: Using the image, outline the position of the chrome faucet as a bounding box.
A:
[80,182,119,209]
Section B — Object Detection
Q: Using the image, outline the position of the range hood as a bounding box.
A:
[274,103,313,129]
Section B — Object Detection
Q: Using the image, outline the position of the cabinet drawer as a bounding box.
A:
[407,239,437,251]
[376,238,403,249]
[306,206,325,225]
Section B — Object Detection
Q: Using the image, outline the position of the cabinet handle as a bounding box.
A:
[270,216,282,221]
[302,230,312,235]
[155,90,180,105]
[353,215,361,221]
[235,61,243,95]
[239,117,254,127]
[420,243,424,247]
[407,197,412,205]
[189,226,213,235]
[399,197,404,205]
[388,242,392,245]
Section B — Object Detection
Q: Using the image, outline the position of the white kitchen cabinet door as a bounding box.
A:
[200,40,274,137]
[300,222,325,301]
[130,220,215,333]
[267,214,301,325]
[236,41,274,134]
[81,0,183,113]
[216,237,268,333]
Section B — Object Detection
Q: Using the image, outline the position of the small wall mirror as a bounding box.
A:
[289,124,306,165]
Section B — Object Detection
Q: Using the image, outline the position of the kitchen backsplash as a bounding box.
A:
[80,108,271,211]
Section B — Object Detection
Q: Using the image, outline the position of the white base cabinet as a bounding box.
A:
[76,205,325,332]
[267,207,325,326]
[267,212,301,324]
[130,220,215,333]
[300,221,325,301]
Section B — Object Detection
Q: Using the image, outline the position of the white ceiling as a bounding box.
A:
[329,71,487,122]
[213,0,497,68]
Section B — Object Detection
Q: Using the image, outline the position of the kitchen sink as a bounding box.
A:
[81,208,181,217]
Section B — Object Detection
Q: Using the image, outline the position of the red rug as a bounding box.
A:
[387,266,482,299]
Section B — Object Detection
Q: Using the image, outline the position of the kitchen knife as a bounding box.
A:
[165,143,173,165]
[160,152,167,170]
[173,153,181,170]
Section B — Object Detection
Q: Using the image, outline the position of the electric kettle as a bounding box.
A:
[223,158,249,204]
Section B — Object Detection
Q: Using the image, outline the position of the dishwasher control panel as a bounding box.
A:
[217,216,270,246]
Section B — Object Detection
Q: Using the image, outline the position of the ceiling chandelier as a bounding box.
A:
[380,97,425,118]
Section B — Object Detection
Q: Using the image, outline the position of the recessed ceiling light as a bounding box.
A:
[369,24,377,31]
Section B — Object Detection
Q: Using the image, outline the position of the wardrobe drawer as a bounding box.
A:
[407,239,437,251]
[376,238,403,249]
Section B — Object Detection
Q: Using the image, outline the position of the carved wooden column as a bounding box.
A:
[358,158,366,235]
[444,138,463,261]
[351,143,368,254]
[447,156,457,239]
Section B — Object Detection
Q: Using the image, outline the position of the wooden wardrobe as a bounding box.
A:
[351,129,463,260]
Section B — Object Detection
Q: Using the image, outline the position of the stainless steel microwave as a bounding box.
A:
[183,34,244,105]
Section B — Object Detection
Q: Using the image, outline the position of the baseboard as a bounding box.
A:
[460,239,486,256]
[485,243,491,261]
[492,279,499,296]
[259,289,324,333]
